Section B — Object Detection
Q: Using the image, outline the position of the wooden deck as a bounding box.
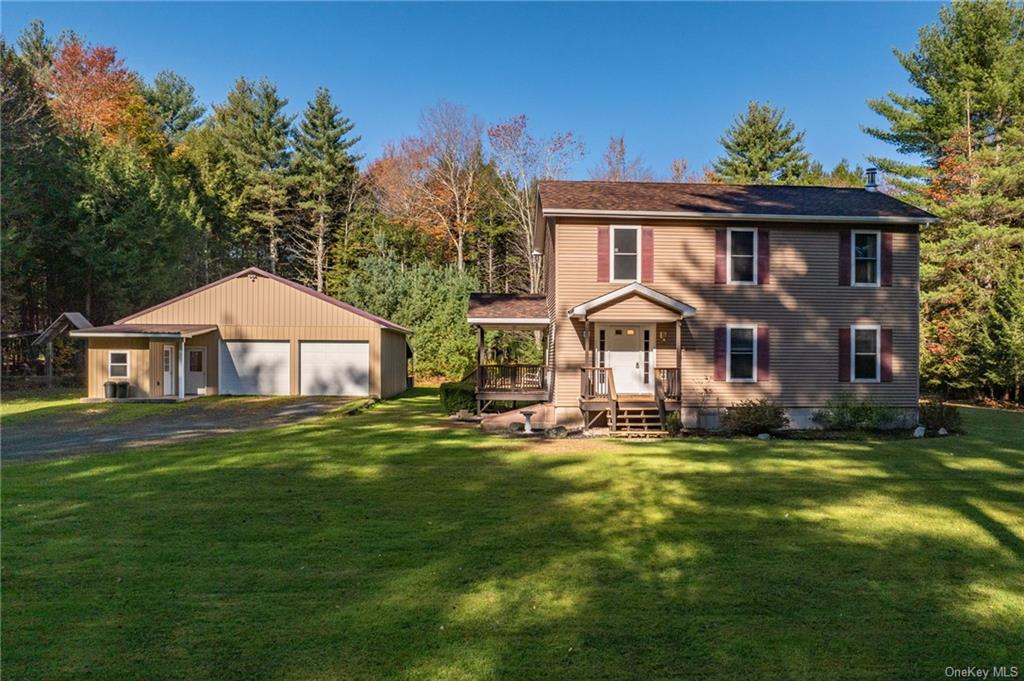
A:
[475,364,550,406]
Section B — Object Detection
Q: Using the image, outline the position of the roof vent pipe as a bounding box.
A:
[865,167,879,192]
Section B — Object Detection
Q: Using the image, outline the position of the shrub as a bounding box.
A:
[665,410,683,436]
[919,401,962,433]
[813,397,898,430]
[722,399,789,435]
[439,381,475,414]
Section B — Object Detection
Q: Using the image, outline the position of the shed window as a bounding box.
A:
[729,229,757,284]
[727,326,756,382]
[611,226,640,282]
[853,232,880,286]
[109,351,129,379]
[852,326,880,382]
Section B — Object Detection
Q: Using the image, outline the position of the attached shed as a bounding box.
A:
[70,268,411,400]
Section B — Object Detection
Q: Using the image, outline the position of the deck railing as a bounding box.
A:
[476,364,548,393]
[580,366,617,401]
[655,368,681,400]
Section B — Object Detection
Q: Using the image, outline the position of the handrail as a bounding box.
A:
[655,368,680,400]
[477,364,548,392]
[580,366,617,401]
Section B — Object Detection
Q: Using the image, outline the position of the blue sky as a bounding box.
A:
[2,2,941,177]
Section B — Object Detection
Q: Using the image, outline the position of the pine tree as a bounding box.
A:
[144,70,204,144]
[864,0,1024,189]
[290,87,360,291]
[215,78,294,272]
[713,101,811,184]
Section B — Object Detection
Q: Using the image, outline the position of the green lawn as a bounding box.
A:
[3,390,1022,680]
[0,388,327,428]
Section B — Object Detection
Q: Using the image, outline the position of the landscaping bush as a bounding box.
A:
[665,410,683,436]
[722,399,789,435]
[439,381,476,414]
[813,397,898,430]
[919,401,962,433]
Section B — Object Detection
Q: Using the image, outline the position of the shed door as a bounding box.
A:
[218,341,290,395]
[300,341,370,396]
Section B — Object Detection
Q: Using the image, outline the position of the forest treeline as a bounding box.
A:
[2,1,1022,399]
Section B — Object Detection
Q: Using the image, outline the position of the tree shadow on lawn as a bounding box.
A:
[3,393,1022,680]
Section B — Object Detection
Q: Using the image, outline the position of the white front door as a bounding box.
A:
[162,345,175,396]
[185,347,207,395]
[602,325,655,394]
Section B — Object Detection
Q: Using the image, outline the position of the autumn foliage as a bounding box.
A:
[46,38,156,147]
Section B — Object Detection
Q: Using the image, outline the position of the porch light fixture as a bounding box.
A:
[247,273,258,282]
[626,328,635,336]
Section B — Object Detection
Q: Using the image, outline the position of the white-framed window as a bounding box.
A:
[851,325,881,382]
[611,225,641,282]
[727,325,757,382]
[108,351,129,379]
[727,228,757,284]
[852,231,880,286]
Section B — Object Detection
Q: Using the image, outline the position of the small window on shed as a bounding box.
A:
[109,351,129,378]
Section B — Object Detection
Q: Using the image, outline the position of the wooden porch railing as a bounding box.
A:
[580,366,617,401]
[476,364,548,392]
[656,368,680,400]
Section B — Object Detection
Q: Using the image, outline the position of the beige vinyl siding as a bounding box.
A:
[86,338,150,398]
[552,219,919,408]
[380,329,409,398]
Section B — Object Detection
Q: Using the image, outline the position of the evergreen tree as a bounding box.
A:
[713,101,811,184]
[144,70,205,144]
[290,87,360,291]
[214,78,294,272]
[864,0,1024,189]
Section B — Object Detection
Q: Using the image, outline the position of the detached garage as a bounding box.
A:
[72,267,411,400]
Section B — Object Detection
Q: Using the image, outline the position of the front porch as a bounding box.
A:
[467,293,551,412]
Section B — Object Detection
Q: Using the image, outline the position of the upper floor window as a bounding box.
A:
[728,228,757,284]
[852,231,880,286]
[611,226,640,282]
[727,325,757,382]
[109,351,129,379]
[852,325,880,382]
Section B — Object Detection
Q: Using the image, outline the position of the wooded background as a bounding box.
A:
[2,1,1021,401]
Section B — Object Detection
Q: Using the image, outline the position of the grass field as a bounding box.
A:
[3,389,1022,680]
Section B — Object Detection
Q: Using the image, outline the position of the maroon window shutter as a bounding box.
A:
[597,227,609,282]
[839,231,851,286]
[641,226,654,282]
[715,229,727,284]
[880,328,893,382]
[757,326,770,382]
[714,327,727,381]
[838,328,851,382]
[757,229,771,285]
[881,232,893,287]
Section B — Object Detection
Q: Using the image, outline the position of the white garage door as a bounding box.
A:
[219,341,290,395]
[300,341,370,396]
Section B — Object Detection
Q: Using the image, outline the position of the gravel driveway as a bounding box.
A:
[2,397,352,462]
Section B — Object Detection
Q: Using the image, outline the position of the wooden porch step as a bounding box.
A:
[612,429,668,438]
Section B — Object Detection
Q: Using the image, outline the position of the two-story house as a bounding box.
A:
[466,178,937,433]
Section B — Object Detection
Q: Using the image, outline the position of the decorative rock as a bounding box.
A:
[938,427,948,436]
[757,433,771,441]
[913,426,926,438]
[545,426,568,439]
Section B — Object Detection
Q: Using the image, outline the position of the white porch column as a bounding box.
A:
[178,338,186,399]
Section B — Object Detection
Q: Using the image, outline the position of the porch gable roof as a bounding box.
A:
[567,283,697,320]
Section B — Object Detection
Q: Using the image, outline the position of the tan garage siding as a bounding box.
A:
[86,337,150,398]
[117,272,405,398]
[380,329,410,398]
[552,219,920,408]
[125,275,379,328]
